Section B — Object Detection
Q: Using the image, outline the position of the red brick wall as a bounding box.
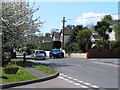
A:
[87,49,120,58]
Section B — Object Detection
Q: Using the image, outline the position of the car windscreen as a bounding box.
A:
[36,51,45,54]
[53,49,61,52]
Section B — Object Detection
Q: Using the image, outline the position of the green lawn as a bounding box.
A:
[0,67,38,84]
[0,59,57,84]
[35,65,57,75]
[14,59,57,75]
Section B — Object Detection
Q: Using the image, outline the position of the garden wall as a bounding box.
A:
[87,49,120,58]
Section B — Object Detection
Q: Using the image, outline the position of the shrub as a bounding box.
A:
[53,41,61,49]
[110,41,120,49]
[39,42,53,51]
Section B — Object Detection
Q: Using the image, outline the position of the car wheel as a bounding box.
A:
[53,55,56,58]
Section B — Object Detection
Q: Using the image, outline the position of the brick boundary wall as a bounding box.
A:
[87,49,120,58]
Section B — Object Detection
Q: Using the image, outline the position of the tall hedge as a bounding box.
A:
[39,42,53,51]
[53,41,61,49]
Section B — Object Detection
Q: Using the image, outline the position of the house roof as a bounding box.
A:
[43,37,52,41]
[52,32,60,38]
[60,29,72,35]
[92,35,102,39]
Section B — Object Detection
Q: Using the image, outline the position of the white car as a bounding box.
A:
[32,50,46,60]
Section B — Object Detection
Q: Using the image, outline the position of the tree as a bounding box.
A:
[113,23,120,41]
[67,25,83,43]
[102,15,113,23]
[1,2,44,49]
[65,25,83,53]
[76,29,92,52]
[94,15,113,42]
[45,33,51,37]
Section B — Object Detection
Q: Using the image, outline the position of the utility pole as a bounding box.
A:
[62,17,66,49]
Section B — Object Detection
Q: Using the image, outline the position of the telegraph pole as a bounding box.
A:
[62,17,66,49]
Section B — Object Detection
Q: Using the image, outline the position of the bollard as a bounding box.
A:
[23,52,26,63]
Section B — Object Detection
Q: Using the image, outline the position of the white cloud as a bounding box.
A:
[75,12,118,26]
[111,14,118,20]
[75,12,108,26]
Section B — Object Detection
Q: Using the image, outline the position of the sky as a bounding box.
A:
[29,2,119,35]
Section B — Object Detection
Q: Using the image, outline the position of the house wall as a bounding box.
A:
[109,31,116,41]
[64,35,70,44]
[53,36,60,41]
[60,35,70,45]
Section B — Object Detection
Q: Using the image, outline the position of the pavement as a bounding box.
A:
[1,63,59,89]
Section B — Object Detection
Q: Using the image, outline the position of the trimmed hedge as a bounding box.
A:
[53,41,61,49]
[39,42,53,51]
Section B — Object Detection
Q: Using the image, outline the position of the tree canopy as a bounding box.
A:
[94,15,113,41]
[1,2,44,48]
[113,23,120,41]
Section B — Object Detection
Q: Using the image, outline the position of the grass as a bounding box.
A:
[13,59,57,75]
[35,65,57,75]
[0,66,38,84]
[0,59,57,84]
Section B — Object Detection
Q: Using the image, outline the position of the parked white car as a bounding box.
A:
[32,50,46,60]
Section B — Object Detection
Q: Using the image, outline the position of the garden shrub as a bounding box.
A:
[53,41,61,49]
[39,42,53,51]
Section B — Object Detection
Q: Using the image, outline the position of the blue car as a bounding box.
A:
[49,49,64,58]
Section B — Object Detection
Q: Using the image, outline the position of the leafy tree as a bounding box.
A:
[94,15,113,42]
[1,2,44,49]
[45,33,51,37]
[67,25,83,43]
[65,25,83,53]
[65,42,80,53]
[76,29,92,52]
[102,15,113,23]
[113,23,120,41]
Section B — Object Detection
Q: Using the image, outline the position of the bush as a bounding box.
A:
[94,40,120,49]
[110,41,120,49]
[39,42,53,51]
[53,41,61,49]
[65,42,81,53]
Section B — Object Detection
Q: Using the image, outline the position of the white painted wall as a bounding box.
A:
[109,31,116,41]
[65,53,87,59]
[53,36,60,41]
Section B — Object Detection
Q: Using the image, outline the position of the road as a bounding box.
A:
[15,56,119,88]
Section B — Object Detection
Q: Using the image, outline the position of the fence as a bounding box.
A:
[87,49,120,58]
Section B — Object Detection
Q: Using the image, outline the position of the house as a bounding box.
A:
[90,34,102,42]
[52,32,60,41]
[108,31,116,41]
[60,29,72,46]
[43,36,52,43]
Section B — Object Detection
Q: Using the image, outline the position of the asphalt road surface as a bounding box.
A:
[15,56,119,88]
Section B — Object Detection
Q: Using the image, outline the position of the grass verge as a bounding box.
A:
[15,59,57,75]
[0,59,57,84]
[0,66,38,84]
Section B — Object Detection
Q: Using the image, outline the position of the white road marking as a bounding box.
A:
[68,80,74,83]
[73,78,78,81]
[91,85,99,88]
[93,62,118,67]
[78,80,84,83]
[83,82,92,86]
[74,83,81,86]
[59,73,100,88]
[67,76,73,79]
[81,85,88,88]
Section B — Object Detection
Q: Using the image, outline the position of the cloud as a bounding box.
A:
[75,12,118,26]
[111,14,118,20]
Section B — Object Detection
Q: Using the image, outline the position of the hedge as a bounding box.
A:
[39,42,53,51]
